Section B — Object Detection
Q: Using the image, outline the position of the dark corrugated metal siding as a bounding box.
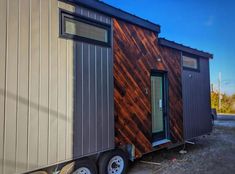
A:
[182,57,212,140]
[73,6,114,158]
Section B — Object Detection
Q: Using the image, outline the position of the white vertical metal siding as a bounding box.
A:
[3,1,19,174]
[0,1,76,173]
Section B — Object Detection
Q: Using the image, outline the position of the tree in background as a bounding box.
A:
[231,94,235,113]
[211,92,219,110]
[211,91,235,113]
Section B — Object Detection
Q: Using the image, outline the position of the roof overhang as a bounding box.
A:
[159,38,213,59]
[59,0,161,33]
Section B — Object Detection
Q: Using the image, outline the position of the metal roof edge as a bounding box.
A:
[60,0,161,33]
[159,38,213,59]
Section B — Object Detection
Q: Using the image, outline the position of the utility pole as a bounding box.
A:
[211,83,214,92]
[218,72,222,112]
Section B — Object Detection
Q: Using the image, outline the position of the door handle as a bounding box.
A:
[159,99,162,110]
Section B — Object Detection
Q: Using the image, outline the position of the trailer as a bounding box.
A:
[0,0,213,174]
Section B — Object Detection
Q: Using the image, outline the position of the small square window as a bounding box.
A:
[60,10,111,47]
[182,55,199,70]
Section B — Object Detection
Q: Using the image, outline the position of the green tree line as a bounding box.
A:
[211,92,235,113]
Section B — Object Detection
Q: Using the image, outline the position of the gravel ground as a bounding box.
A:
[128,115,235,174]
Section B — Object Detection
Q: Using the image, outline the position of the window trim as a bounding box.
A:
[59,9,111,47]
[182,53,200,72]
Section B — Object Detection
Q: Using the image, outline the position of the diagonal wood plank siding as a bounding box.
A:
[113,19,184,158]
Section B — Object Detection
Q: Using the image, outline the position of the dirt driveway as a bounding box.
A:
[128,115,235,174]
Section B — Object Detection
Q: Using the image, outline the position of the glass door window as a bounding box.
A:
[151,76,164,133]
[151,72,167,143]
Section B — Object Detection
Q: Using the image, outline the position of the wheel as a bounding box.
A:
[98,149,128,174]
[72,159,97,174]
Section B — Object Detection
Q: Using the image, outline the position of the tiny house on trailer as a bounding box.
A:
[0,0,213,174]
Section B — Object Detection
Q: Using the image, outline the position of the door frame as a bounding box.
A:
[150,69,169,144]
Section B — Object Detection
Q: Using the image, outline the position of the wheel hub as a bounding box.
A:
[73,167,91,174]
[111,162,119,169]
[108,156,124,174]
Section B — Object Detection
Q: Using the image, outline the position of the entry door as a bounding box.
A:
[151,72,167,142]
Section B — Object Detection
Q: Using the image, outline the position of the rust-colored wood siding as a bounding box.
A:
[113,19,184,158]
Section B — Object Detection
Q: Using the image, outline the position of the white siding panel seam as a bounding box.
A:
[64,40,68,160]
[38,0,42,167]
[27,0,32,169]
[65,41,68,159]
[2,0,8,173]
[15,1,20,172]
[52,0,59,163]
[56,1,59,162]
[55,0,59,162]
[65,41,69,159]
[47,0,51,165]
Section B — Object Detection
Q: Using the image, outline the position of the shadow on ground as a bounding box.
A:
[128,115,235,174]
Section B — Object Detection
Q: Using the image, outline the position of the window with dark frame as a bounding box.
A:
[60,10,111,47]
[182,55,199,71]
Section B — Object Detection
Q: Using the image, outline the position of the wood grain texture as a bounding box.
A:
[113,18,183,158]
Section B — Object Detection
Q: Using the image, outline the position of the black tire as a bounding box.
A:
[72,158,97,174]
[98,149,128,174]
